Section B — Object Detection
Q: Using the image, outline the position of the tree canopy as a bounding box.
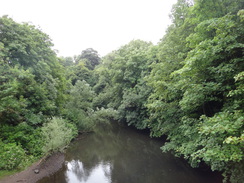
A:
[0,1,243,182]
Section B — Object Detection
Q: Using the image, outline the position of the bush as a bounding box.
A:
[91,108,119,123]
[62,80,96,131]
[0,123,44,157]
[0,141,26,170]
[63,107,95,130]
[41,117,78,153]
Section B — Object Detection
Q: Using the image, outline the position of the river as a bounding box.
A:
[37,122,222,183]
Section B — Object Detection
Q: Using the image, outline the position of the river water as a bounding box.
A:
[37,122,222,183]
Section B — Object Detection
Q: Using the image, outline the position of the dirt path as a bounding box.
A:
[0,152,65,183]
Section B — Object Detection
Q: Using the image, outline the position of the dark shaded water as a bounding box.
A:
[38,122,222,183]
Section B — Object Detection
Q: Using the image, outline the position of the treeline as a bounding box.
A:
[92,0,244,182]
[0,0,243,182]
[0,16,116,172]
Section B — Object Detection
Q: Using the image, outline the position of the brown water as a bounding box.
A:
[37,122,222,183]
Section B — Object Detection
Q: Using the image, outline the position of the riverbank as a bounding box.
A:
[0,152,64,183]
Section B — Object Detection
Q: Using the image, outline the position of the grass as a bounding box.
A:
[0,156,39,180]
[0,169,19,180]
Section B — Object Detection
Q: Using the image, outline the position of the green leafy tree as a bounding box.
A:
[0,16,74,173]
[68,62,94,86]
[75,48,101,70]
[94,40,153,129]
[147,1,244,182]
[147,0,193,137]
[0,16,68,125]
[63,80,96,130]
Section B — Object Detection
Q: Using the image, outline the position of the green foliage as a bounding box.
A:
[0,16,53,67]
[146,2,244,183]
[0,60,56,125]
[0,64,27,124]
[197,111,243,165]
[192,0,244,21]
[63,80,96,130]
[41,117,78,153]
[92,6,243,182]
[59,56,74,67]
[75,48,101,70]
[94,40,153,129]
[91,108,119,124]
[0,123,43,156]
[0,16,74,173]
[68,62,95,86]
[0,16,68,125]
[0,2,243,182]
[0,141,26,170]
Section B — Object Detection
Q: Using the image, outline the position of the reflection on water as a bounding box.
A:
[65,160,111,183]
[38,122,222,183]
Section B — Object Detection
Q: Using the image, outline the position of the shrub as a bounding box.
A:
[0,123,44,157]
[41,117,78,153]
[0,141,26,170]
[62,80,96,131]
[91,107,119,123]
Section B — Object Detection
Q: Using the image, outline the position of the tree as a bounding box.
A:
[94,40,153,129]
[147,0,193,137]
[75,48,101,70]
[63,80,95,130]
[68,62,94,86]
[0,16,68,125]
[59,56,74,67]
[146,1,244,182]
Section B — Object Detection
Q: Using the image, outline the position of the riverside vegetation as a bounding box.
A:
[0,0,243,183]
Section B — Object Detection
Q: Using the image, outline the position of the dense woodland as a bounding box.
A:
[0,0,243,182]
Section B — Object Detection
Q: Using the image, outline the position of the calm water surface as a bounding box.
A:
[38,123,222,183]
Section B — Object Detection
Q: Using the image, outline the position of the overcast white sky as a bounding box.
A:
[0,0,177,57]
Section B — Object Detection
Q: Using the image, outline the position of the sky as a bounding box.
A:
[0,0,177,57]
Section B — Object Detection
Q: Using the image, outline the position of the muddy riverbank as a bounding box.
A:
[0,152,64,183]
